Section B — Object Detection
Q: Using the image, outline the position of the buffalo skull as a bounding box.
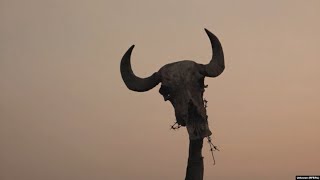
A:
[120,29,224,140]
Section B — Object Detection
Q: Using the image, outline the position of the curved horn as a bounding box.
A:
[120,45,160,92]
[199,29,225,77]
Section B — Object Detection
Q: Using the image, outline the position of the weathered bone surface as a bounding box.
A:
[120,29,224,140]
[158,61,211,139]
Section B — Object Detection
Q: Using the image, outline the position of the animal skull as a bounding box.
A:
[120,29,225,140]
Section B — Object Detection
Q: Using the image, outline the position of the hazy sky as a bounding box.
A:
[1,0,320,180]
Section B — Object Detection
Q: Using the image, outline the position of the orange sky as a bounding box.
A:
[1,0,320,180]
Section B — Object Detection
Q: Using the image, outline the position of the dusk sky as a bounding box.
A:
[1,0,320,180]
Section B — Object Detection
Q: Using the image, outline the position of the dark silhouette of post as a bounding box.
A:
[185,138,204,180]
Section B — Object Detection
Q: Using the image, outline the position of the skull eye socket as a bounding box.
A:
[159,85,172,101]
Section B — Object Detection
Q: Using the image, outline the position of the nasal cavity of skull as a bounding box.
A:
[159,85,172,101]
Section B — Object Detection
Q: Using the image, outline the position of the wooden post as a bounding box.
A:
[185,138,204,180]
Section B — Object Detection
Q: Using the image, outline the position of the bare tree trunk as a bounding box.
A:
[185,138,204,180]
